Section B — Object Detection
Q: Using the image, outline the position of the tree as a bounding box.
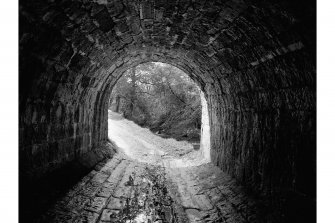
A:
[109,62,202,140]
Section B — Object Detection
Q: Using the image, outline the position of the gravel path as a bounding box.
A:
[108,111,208,168]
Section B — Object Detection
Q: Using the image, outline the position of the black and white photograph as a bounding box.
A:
[2,0,330,222]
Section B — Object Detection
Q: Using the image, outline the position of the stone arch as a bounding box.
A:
[19,0,316,204]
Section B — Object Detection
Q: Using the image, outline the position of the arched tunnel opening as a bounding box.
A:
[19,0,316,222]
[107,62,211,165]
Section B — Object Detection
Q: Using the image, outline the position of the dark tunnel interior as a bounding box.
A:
[19,0,316,222]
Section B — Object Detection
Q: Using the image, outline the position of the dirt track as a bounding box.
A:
[108,111,208,168]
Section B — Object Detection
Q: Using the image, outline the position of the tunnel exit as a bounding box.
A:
[107,62,211,167]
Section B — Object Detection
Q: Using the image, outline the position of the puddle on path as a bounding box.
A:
[109,165,182,223]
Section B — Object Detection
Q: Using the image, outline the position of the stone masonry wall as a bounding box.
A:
[19,0,316,205]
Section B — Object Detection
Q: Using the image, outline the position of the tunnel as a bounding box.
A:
[19,0,316,222]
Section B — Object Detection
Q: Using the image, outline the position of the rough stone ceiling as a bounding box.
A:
[20,0,315,107]
[19,0,315,202]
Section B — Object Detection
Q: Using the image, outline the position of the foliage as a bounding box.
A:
[109,62,201,141]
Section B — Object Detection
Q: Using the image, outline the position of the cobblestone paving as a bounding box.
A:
[166,164,266,223]
[36,151,270,223]
[37,153,188,223]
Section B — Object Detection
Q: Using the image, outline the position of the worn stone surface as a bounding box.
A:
[38,154,189,223]
[36,152,264,223]
[20,0,316,222]
[167,164,267,223]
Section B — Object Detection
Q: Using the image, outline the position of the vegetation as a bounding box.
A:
[109,62,201,141]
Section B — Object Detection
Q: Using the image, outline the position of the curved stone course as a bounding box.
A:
[19,0,316,222]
